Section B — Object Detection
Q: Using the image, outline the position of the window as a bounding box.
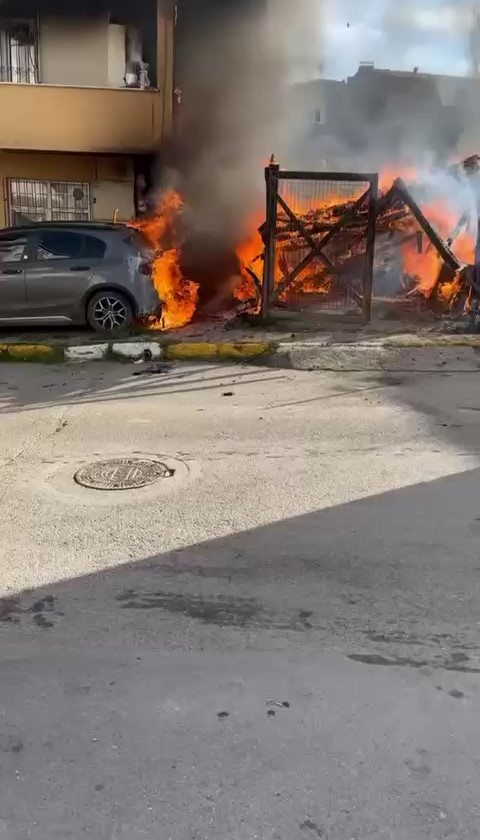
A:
[36,231,85,261]
[35,231,107,262]
[0,19,38,83]
[9,180,91,225]
[83,235,107,260]
[0,234,27,263]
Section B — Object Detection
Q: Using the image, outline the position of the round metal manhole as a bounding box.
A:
[74,458,174,491]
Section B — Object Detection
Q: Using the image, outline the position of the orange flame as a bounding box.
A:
[401,240,443,295]
[235,166,477,311]
[400,200,476,300]
[135,191,198,330]
[134,165,477,329]
[379,166,417,192]
[234,211,264,303]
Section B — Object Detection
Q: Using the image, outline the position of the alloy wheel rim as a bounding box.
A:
[93,297,128,330]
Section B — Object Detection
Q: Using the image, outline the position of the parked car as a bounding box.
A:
[0,222,161,335]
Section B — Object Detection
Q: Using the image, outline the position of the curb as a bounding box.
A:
[270,342,480,372]
[1,337,480,371]
[0,340,276,364]
[0,343,64,363]
[163,342,274,362]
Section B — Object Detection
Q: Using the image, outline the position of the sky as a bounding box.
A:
[321,0,477,79]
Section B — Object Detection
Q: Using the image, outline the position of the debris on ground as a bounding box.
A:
[132,363,172,377]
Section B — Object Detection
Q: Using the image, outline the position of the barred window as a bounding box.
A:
[8,180,91,226]
[0,19,38,83]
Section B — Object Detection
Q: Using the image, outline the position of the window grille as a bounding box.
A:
[8,180,91,225]
[0,18,38,83]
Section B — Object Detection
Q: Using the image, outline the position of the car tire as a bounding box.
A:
[86,290,134,336]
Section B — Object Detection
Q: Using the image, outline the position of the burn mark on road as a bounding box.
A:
[116,589,315,631]
[405,759,432,776]
[448,689,465,699]
[0,594,57,630]
[349,651,480,673]
[116,590,261,627]
[365,631,422,646]
[0,598,22,623]
[300,818,325,837]
[33,614,55,629]
[0,734,23,754]
[31,595,55,614]
[349,653,429,668]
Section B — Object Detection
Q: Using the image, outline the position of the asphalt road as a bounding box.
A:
[1,360,480,839]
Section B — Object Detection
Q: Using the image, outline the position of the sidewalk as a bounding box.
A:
[1,315,480,370]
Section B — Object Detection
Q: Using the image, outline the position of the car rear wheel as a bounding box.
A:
[86,291,133,335]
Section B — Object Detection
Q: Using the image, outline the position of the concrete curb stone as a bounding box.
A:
[1,336,480,371]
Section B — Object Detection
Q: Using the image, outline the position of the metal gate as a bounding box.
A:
[261,164,378,321]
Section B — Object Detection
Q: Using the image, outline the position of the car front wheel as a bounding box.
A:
[86,291,133,335]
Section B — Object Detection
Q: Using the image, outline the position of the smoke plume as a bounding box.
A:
[163,0,323,247]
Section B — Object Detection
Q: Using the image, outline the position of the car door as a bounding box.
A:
[0,231,29,319]
[25,229,100,320]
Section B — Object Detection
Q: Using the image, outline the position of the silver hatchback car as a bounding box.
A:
[0,222,161,335]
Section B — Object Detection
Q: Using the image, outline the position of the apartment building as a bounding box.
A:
[0,0,175,228]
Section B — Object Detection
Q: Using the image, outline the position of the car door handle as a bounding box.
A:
[1,268,22,275]
[70,266,91,272]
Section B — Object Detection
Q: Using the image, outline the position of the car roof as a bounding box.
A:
[0,222,131,235]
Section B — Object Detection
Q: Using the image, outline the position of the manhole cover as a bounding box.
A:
[74,458,174,491]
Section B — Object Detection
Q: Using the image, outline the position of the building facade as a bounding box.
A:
[0,0,175,228]
[291,65,480,171]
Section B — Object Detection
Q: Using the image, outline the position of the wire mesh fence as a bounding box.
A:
[275,175,372,312]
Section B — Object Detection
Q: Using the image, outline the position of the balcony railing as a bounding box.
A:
[0,82,165,154]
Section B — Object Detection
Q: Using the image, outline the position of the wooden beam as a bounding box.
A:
[393,178,461,272]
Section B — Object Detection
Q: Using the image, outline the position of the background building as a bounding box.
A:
[290,65,480,171]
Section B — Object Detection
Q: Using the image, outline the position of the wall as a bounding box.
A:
[0,152,135,227]
[107,24,126,87]
[287,79,347,169]
[0,84,164,153]
[157,0,175,136]
[289,80,328,128]
[39,15,109,87]
[92,181,135,222]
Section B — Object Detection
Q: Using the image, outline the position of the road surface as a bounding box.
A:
[1,360,480,839]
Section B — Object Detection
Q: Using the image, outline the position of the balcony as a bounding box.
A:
[0,82,166,154]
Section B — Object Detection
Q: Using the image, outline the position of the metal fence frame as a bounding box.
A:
[261,164,379,322]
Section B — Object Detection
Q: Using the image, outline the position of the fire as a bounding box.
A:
[400,200,476,301]
[134,162,478,330]
[234,211,264,303]
[401,240,443,296]
[135,191,198,330]
[437,274,465,306]
[379,166,417,193]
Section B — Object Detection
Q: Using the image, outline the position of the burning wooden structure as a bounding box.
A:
[252,159,479,321]
[134,156,480,331]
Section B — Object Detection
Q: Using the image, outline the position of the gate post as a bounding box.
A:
[362,174,378,323]
[261,163,279,318]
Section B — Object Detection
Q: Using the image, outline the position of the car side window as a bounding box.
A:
[83,235,107,260]
[36,231,85,261]
[0,234,28,263]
